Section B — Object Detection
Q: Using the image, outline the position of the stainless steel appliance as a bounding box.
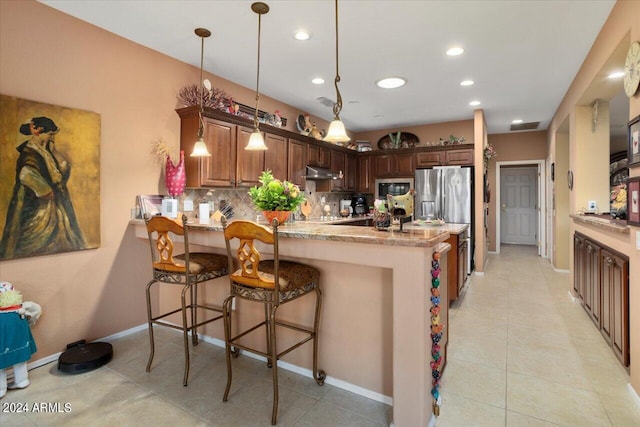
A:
[339,199,352,216]
[415,166,474,273]
[375,178,414,200]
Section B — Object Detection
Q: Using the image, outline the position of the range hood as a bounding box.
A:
[304,165,342,180]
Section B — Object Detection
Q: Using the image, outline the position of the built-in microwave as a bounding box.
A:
[375,178,414,200]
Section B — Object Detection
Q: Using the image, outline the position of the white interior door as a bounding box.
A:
[500,167,537,245]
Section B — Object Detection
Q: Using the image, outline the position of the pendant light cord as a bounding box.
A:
[253,12,262,130]
[333,0,343,120]
[198,33,205,138]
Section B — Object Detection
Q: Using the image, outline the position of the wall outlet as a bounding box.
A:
[588,200,597,211]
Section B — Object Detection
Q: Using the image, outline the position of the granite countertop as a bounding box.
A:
[569,213,630,234]
[131,217,450,248]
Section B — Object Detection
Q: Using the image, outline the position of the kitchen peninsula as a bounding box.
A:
[134,219,452,426]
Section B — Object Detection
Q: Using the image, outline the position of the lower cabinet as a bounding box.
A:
[600,248,629,366]
[573,232,629,368]
[446,231,467,303]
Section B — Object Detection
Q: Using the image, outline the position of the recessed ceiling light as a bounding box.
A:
[460,80,474,86]
[447,47,464,56]
[311,77,325,84]
[512,119,523,124]
[469,100,481,106]
[294,31,310,41]
[376,77,406,89]
[608,71,625,79]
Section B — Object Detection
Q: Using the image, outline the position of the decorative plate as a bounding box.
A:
[377,132,419,150]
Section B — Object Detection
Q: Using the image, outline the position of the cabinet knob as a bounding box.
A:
[230,179,235,185]
[606,257,613,265]
[238,179,242,185]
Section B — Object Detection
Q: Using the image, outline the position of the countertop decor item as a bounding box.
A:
[249,170,305,219]
[377,132,419,149]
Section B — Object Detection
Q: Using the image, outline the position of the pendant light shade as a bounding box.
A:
[191,28,212,157]
[324,0,350,144]
[245,2,269,151]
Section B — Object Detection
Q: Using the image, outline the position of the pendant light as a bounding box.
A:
[245,2,269,150]
[324,0,350,143]
[191,28,212,157]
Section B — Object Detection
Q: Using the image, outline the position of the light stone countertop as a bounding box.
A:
[569,213,630,234]
[131,217,451,248]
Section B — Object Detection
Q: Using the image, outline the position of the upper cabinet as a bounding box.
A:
[178,106,475,191]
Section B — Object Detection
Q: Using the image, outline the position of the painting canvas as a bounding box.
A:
[629,115,640,167]
[627,177,640,226]
[0,95,100,260]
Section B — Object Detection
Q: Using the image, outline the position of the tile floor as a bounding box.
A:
[1,245,639,426]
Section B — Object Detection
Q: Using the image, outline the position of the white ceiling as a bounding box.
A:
[39,0,620,135]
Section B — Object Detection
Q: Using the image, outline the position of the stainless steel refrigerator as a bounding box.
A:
[415,166,474,273]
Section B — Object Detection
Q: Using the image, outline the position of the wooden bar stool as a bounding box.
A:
[144,214,228,386]
[221,217,325,425]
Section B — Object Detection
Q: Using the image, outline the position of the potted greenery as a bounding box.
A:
[249,170,305,224]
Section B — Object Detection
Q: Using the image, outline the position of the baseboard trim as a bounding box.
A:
[197,333,393,406]
[553,267,570,273]
[567,291,578,303]
[628,383,640,409]
[29,324,395,407]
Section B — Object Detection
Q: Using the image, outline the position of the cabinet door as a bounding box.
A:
[600,250,614,345]
[236,126,264,187]
[375,155,394,176]
[357,155,373,193]
[196,118,237,187]
[288,139,307,189]
[416,151,444,167]
[330,150,346,191]
[604,250,629,366]
[264,133,287,181]
[345,154,358,191]
[446,235,458,303]
[445,149,474,166]
[308,144,331,168]
[458,240,467,292]
[584,240,601,327]
[395,153,415,176]
[573,234,584,300]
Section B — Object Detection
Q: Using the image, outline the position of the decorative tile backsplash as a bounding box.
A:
[173,182,373,221]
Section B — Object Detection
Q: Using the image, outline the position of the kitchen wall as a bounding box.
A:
[0,0,334,363]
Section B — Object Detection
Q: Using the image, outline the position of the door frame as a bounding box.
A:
[495,159,546,256]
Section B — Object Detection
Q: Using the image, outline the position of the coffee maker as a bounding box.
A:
[351,195,369,216]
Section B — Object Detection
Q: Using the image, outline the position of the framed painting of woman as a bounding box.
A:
[0,95,101,260]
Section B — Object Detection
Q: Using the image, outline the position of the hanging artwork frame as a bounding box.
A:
[0,95,101,260]
[629,114,640,168]
[626,176,640,226]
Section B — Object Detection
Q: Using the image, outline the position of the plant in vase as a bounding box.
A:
[483,143,498,166]
[249,170,305,224]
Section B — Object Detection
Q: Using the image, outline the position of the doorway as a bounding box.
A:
[495,160,546,256]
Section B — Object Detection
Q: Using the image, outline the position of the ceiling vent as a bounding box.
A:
[316,96,335,107]
[510,121,540,131]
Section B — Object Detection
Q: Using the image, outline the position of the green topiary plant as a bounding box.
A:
[249,170,305,211]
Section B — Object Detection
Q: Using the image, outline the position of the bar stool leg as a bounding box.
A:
[313,286,326,385]
[269,304,279,425]
[265,303,273,368]
[181,286,190,386]
[145,280,156,373]
[191,283,199,346]
[222,294,235,402]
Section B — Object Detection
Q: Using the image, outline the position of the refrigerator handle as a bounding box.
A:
[440,171,445,220]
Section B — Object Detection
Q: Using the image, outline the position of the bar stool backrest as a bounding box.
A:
[222,219,280,291]
[145,215,190,274]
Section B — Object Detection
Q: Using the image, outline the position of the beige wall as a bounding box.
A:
[354,119,474,150]
[474,110,488,272]
[0,0,330,363]
[486,131,548,252]
[547,0,640,392]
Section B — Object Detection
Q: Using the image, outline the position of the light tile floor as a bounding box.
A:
[1,245,639,426]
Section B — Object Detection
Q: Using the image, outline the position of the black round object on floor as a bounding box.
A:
[57,341,113,374]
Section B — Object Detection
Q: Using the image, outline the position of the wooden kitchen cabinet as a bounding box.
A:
[373,152,414,178]
[446,229,468,303]
[415,147,474,168]
[288,138,307,189]
[345,153,357,191]
[264,133,287,181]
[600,248,629,366]
[235,126,264,187]
[357,155,373,193]
[374,154,394,176]
[583,239,601,327]
[573,232,629,368]
[573,233,585,302]
[308,144,331,168]
[329,150,346,191]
